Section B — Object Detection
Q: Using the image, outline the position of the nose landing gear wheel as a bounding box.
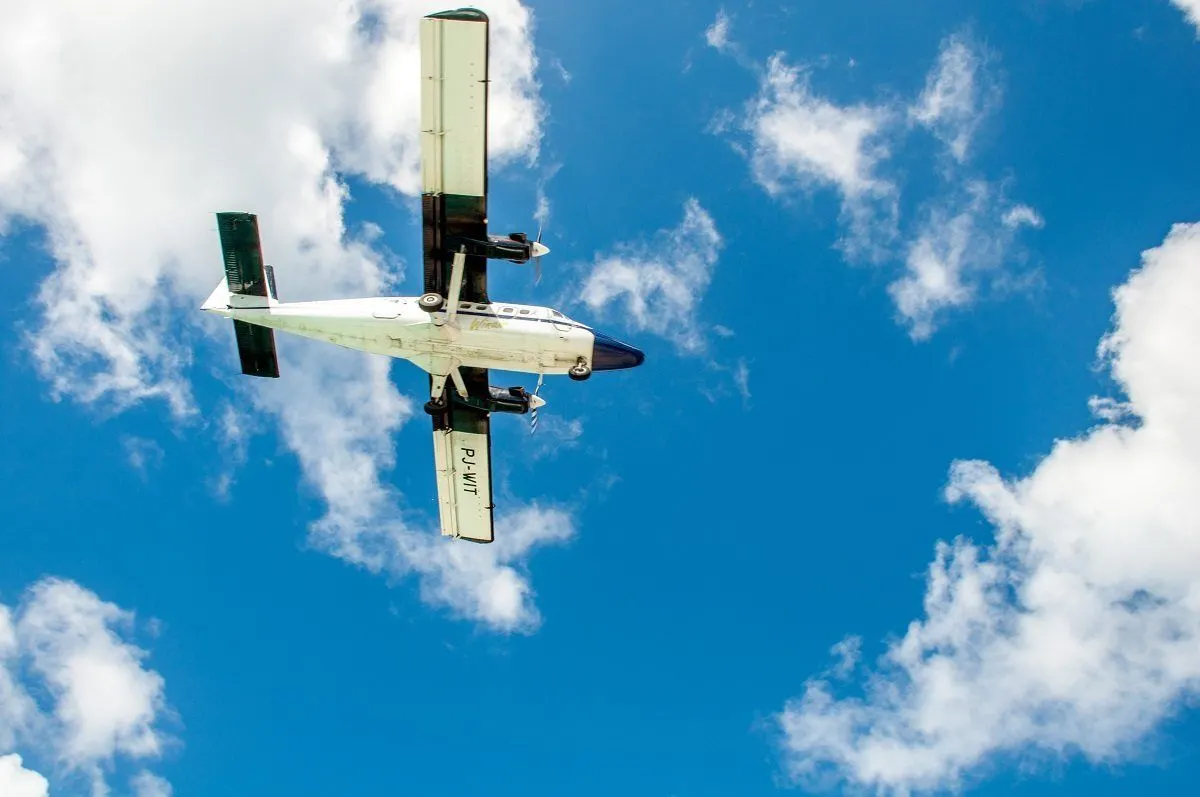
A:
[568,361,592,381]
[424,398,447,415]
[418,292,445,313]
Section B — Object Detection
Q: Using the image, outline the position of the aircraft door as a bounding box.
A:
[373,298,402,319]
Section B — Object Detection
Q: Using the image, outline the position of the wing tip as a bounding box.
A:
[426,8,488,23]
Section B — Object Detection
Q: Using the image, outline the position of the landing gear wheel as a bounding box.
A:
[418,292,444,313]
[424,398,447,415]
[568,362,592,381]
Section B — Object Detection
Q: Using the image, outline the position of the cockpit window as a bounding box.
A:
[551,310,564,319]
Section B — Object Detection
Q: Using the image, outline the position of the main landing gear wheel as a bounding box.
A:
[568,361,592,381]
[418,292,444,313]
[424,398,447,415]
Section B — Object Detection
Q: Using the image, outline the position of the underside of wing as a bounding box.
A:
[420,10,490,304]
[431,366,495,543]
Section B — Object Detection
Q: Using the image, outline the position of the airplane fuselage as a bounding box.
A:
[203,294,638,378]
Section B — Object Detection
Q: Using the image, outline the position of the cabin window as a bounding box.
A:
[502,307,514,314]
[519,308,531,315]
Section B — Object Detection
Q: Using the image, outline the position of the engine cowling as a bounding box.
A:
[449,385,536,415]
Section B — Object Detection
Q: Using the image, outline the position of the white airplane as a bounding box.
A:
[201,8,644,544]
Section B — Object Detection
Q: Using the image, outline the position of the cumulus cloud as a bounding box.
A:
[778,222,1200,794]
[0,0,567,631]
[909,33,998,164]
[1,578,171,797]
[1173,0,1200,33]
[0,755,48,797]
[579,198,723,353]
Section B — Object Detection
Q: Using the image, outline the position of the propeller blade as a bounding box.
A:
[529,373,544,435]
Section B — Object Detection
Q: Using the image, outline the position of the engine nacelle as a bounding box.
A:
[449,385,537,415]
[445,233,548,264]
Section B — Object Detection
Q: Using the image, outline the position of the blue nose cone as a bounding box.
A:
[592,331,645,371]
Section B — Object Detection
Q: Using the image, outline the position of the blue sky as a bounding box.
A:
[2,1,1200,795]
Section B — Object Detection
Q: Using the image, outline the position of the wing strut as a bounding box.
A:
[445,246,467,324]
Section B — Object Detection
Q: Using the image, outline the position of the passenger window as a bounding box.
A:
[519,309,530,315]
[502,307,514,314]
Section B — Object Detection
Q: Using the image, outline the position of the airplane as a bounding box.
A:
[200,8,645,544]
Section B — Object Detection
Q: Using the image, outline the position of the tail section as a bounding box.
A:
[203,211,282,378]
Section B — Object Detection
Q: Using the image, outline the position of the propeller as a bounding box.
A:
[529,372,545,435]
[530,225,549,286]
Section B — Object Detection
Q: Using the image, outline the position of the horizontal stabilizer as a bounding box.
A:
[217,212,272,306]
[233,319,280,378]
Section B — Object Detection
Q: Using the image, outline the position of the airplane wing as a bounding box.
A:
[421,10,495,543]
[420,8,490,304]
[431,366,495,543]
[216,212,280,378]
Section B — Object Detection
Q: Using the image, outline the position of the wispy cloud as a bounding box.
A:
[122,436,165,476]
[705,8,732,51]
[909,33,999,164]
[779,222,1200,793]
[1,578,173,796]
[0,1,569,632]
[714,31,1040,334]
[889,181,1041,339]
[131,770,174,797]
[732,359,751,402]
[580,198,723,353]
[739,54,898,258]
[527,414,584,461]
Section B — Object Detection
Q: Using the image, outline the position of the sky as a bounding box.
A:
[1,0,1199,795]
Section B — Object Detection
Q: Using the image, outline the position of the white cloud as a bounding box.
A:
[909,34,997,163]
[0,1,566,631]
[0,755,48,797]
[1002,203,1045,230]
[122,436,165,475]
[889,182,1040,340]
[0,608,38,751]
[2,578,172,797]
[548,56,572,85]
[579,198,723,353]
[779,222,1200,794]
[705,9,732,51]
[744,54,895,203]
[131,770,173,797]
[403,505,577,631]
[735,54,898,259]
[1173,0,1200,34]
[718,32,1040,335]
[528,414,584,461]
[726,359,751,404]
